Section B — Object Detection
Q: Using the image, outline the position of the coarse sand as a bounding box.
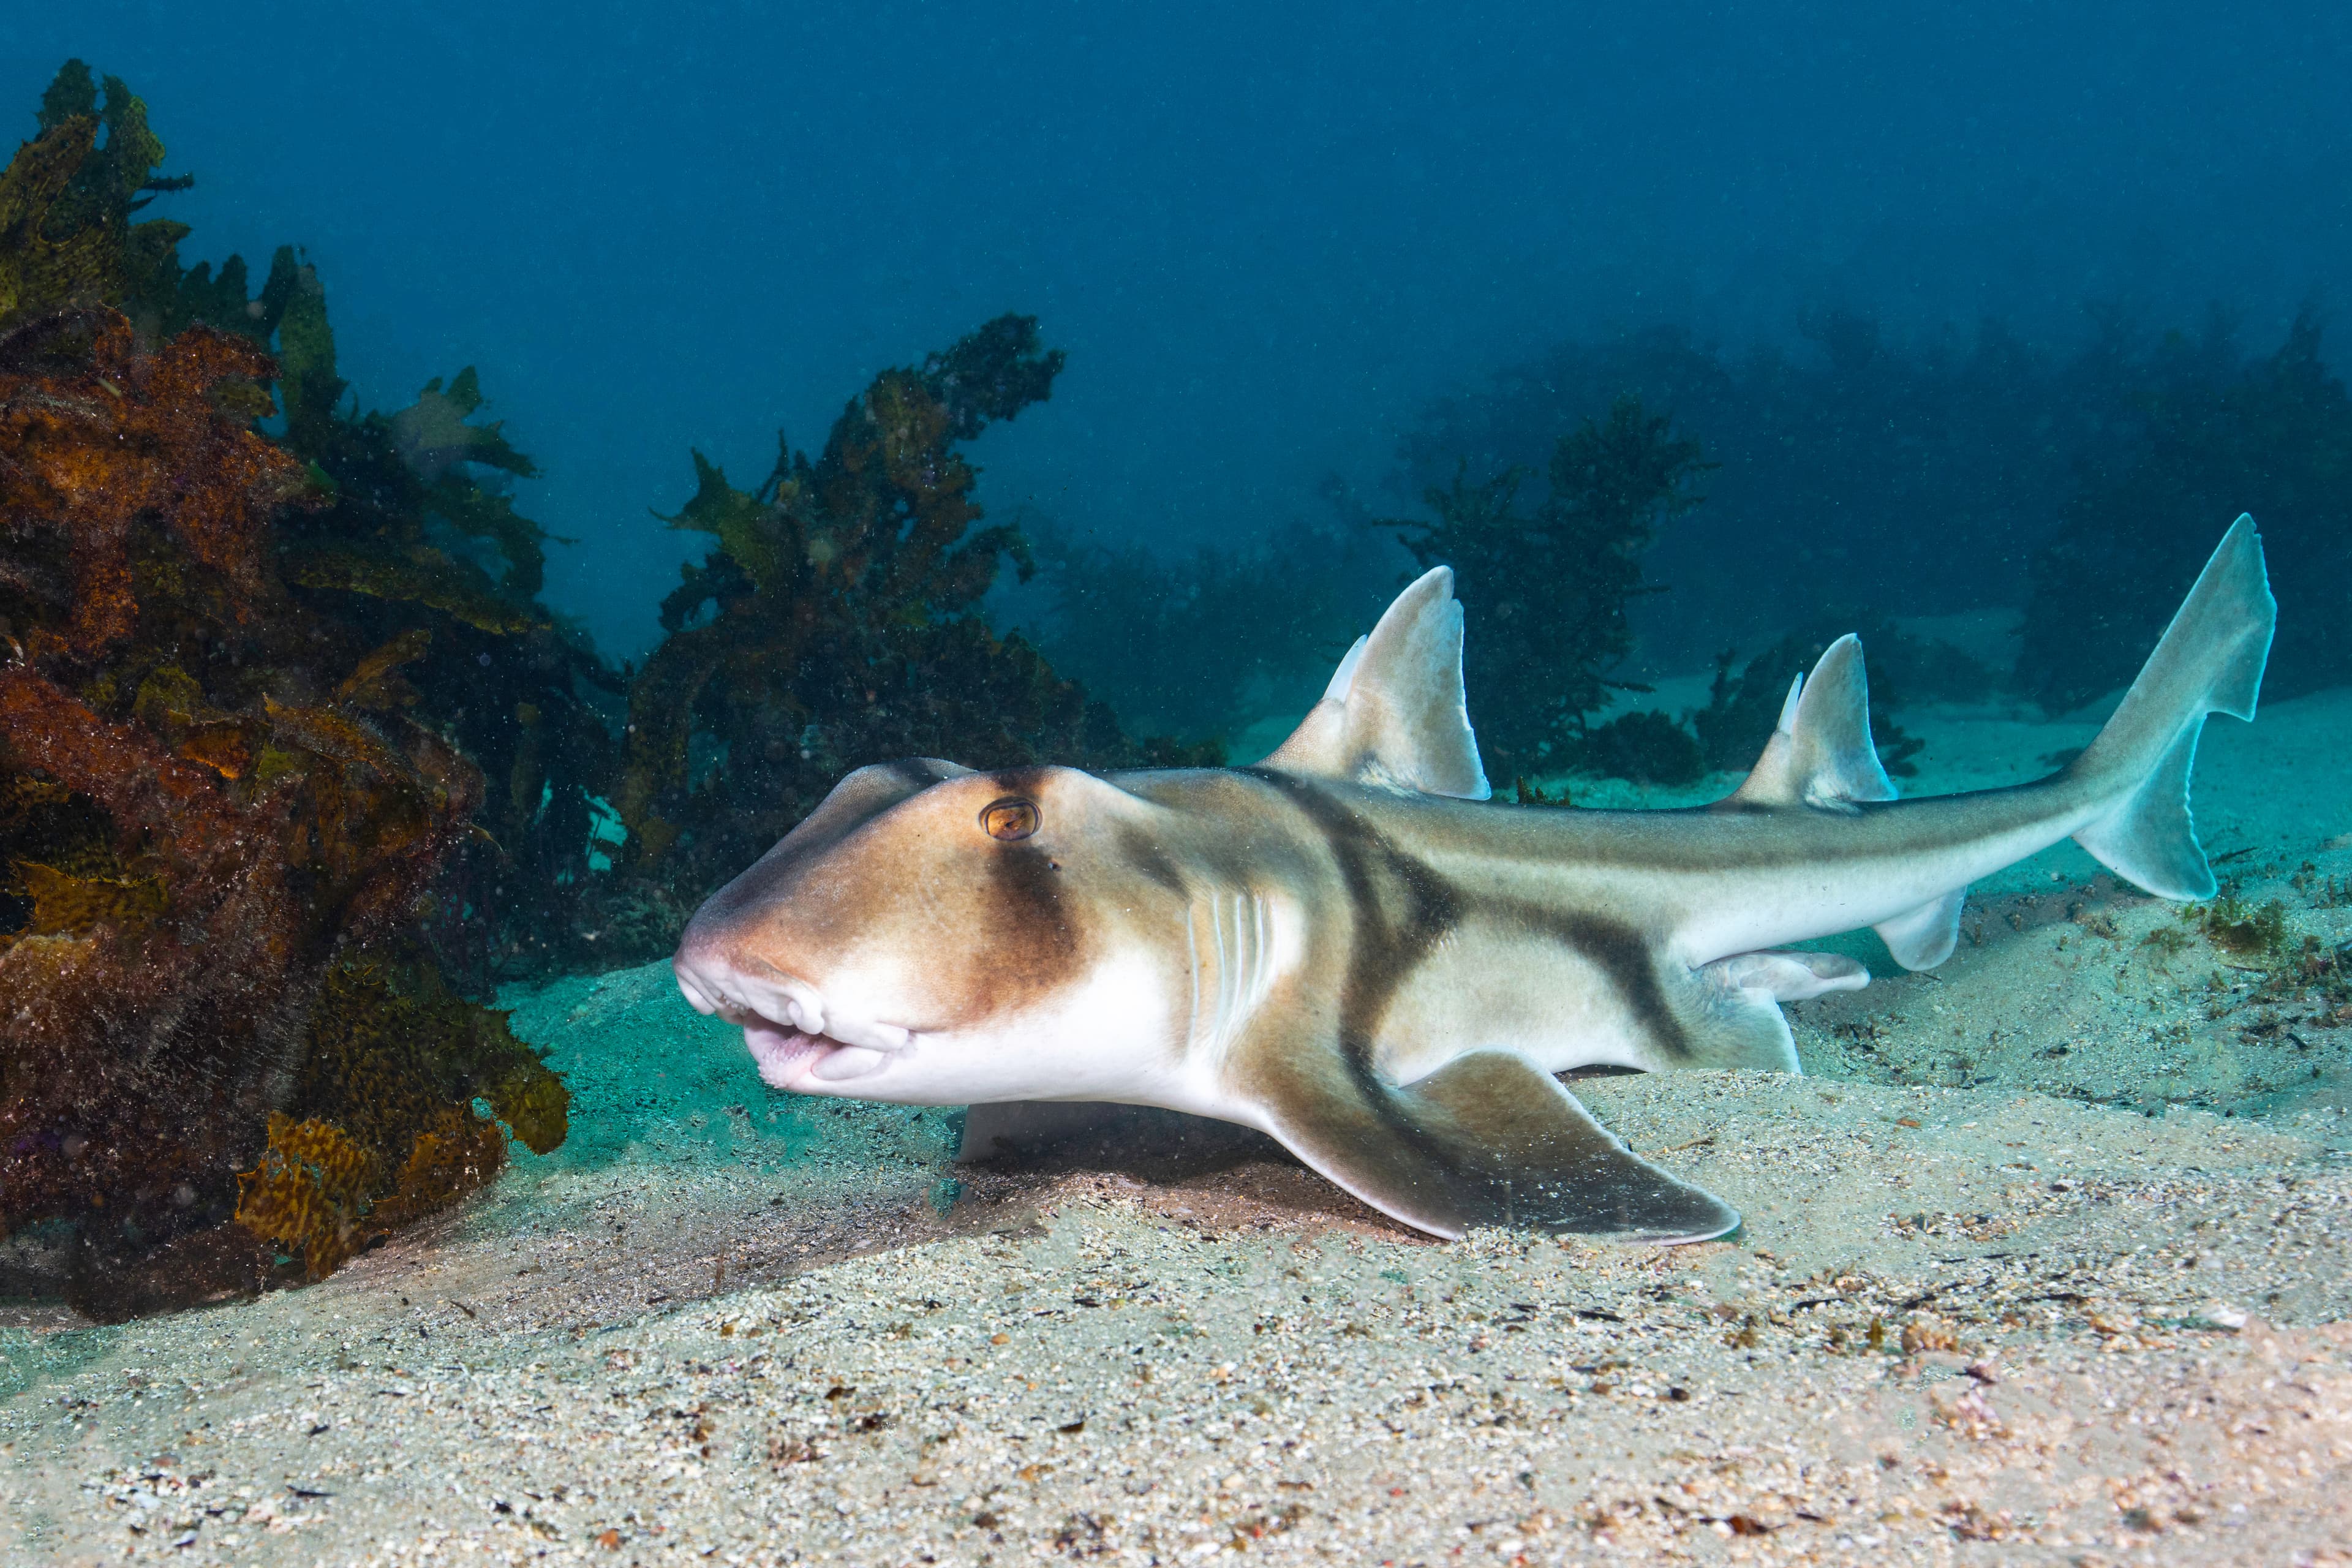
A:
[3,685,2349,1567]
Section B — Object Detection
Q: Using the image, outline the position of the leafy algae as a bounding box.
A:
[0,62,571,1314]
[0,61,1197,1313]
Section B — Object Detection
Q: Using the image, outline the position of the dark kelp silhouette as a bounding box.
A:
[1406,309,2352,722]
[2022,309,2352,714]
[1010,511,1405,745]
[616,314,1215,901]
[1377,395,1712,780]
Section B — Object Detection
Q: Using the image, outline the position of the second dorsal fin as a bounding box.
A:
[1728,634,1897,812]
[1258,567,1491,800]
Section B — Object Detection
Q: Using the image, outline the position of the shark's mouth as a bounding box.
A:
[737,1017,891,1087]
[671,959,910,1088]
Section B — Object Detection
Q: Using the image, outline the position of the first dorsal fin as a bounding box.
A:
[1258,566,1491,800]
[1728,634,1896,812]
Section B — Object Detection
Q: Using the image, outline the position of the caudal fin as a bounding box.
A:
[2067,516,2274,900]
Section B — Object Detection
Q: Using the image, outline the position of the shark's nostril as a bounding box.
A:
[670,954,910,1059]
[673,967,720,1016]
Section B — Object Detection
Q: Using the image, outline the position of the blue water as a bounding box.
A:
[11,4,2352,665]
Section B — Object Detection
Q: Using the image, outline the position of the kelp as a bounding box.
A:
[1379,396,1711,777]
[617,314,1212,897]
[12,59,622,978]
[0,62,573,1315]
[1392,314,2111,680]
[1388,388,1984,786]
[0,63,187,332]
[1409,304,2352,720]
[0,307,559,1311]
[1009,513,1403,744]
[243,255,626,982]
[2022,309,2352,712]
[235,952,560,1278]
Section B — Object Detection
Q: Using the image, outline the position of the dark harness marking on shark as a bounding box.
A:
[1479,897,1698,1064]
[1235,771,1703,1215]
[1112,821,1191,899]
[1240,769,1695,1079]
[1243,771,1457,1054]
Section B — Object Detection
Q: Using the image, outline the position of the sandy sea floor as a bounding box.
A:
[4,685,2351,1567]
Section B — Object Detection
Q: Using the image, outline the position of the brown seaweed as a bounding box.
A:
[0,64,569,1315]
[1379,395,1711,778]
[2022,309,2352,713]
[617,314,1212,901]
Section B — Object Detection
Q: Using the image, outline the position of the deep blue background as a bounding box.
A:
[7,4,2347,658]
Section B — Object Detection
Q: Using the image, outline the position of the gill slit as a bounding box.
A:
[1251,889,1270,1016]
[1229,892,1253,1046]
[1210,895,1229,1045]
[1185,888,1280,1057]
[1184,910,1202,1050]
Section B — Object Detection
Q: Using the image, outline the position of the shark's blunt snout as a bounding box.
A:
[672,918,918,1095]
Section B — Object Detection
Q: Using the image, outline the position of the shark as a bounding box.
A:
[672,518,2274,1243]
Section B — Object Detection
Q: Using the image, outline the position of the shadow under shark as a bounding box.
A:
[674,518,2274,1243]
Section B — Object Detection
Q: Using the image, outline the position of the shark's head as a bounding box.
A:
[672,758,1194,1105]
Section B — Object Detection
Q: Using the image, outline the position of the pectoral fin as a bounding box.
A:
[1252,1047,1738,1243]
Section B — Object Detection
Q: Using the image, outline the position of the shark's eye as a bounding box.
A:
[979,797,1040,842]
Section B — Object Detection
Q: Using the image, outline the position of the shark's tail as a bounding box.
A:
[2065,515,2274,900]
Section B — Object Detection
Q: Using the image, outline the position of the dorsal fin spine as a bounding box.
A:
[1774,673,1803,733]
[1323,635,1370,703]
